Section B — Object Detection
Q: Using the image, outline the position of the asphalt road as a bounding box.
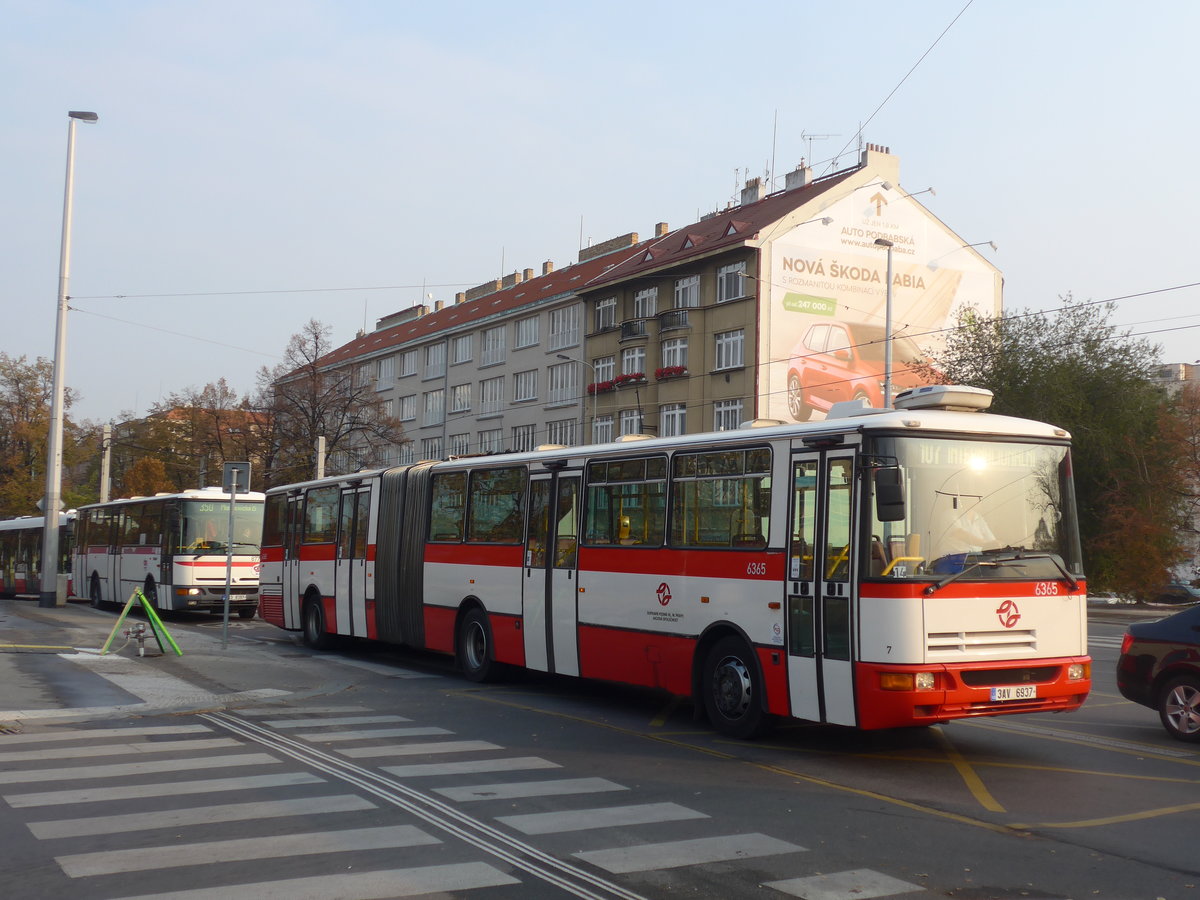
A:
[0,599,1196,900]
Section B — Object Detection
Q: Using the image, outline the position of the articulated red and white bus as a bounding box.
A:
[260,385,1091,736]
[74,488,265,615]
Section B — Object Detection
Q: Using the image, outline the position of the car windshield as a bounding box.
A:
[855,332,924,364]
[177,500,264,553]
[867,436,1082,583]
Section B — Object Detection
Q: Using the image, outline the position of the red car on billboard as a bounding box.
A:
[786,321,928,421]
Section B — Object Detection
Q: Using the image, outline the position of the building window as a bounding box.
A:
[547,362,578,406]
[398,350,417,377]
[398,395,416,422]
[514,369,538,402]
[514,316,539,349]
[449,383,472,413]
[593,415,614,444]
[511,424,536,453]
[549,306,579,351]
[477,428,503,455]
[398,442,416,464]
[633,287,658,319]
[674,275,699,309]
[376,354,396,384]
[595,297,616,332]
[661,338,688,369]
[715,329,745,370]
[619,409,644,436]
[481,326,505,366]
[424,343,446,379]
[382,398,394,419]
[449,433,471,456]
[622,346,646,376]
[479,376,504,416]
[421,436,444,460]
[717,261,747,302]
[423,389,445,426]
[660,403,686,437]
[450,334,472,365]
[547,418,577,446]
[594,356,615,383]
[714,399,743,431]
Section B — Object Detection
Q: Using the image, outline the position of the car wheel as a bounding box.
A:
[1158,675,1200,742]
[302,594,334,650]
[701,635,766,739]
[787,373,812,422]
[237,606,257,620]
[458,607,500,683]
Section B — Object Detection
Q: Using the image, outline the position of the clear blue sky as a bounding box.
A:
[4,0,1197,422]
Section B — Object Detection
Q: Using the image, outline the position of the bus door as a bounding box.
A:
[335,485,371,636]
[786,448,859,726]
[523,471,582,676]
[282,493,304,629]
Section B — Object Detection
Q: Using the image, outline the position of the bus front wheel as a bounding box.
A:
[458,607,499,683]
[701,635,766,739]
[302,596,334,650]
[89,575,105,610]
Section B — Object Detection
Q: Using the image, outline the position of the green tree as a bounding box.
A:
[927,298,1188,596]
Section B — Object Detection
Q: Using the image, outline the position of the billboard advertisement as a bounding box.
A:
[760,187,1001,422]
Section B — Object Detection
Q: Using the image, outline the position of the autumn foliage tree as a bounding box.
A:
[927,298,1189,596]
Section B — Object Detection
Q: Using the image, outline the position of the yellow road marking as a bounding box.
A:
[931,726,1005,812]
[1010,800,1200,829]
[650,696,682,728]
[0,644,76,651]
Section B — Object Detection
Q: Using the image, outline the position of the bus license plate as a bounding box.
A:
[991,685,1037,701]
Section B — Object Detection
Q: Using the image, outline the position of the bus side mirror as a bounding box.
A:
[874,467,906,522]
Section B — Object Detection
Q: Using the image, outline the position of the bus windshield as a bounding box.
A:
[178,500,264,554]
[868,437,1082,582]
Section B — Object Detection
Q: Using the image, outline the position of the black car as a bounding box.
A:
[1116,604,1200,742]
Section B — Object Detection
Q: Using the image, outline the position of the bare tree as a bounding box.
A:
[255,319,404,487]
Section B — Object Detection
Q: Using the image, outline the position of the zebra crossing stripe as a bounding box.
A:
[0,724,210,744]
[29,794,375,839]
[435,776,627,803]
[0,752,278,785]
[575,832,806,874]
[3,772,325,808]
[765,869,925,899]
[56,824,439,878]
[499,801,708,835]
[0,737,240,763]
[382,756,560,778]
[234,705,373,716]
[339,739,502,758]
[109,861,519,899]
[294,726,451,742]
[260,715,412,728]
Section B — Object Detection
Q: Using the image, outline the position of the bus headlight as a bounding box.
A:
[1067,663,1089,681]
[880,672,936,691]
[176,587,203,596]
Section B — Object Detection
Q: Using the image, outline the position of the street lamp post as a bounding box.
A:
[40,110,98,608]
[556,353,597,443]
[874,238,895,409]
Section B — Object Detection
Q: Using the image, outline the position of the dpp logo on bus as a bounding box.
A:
[656,582,672,606]
[995,600,1021,629]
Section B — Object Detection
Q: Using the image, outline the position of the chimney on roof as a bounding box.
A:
[455,292,466,304]
[465,278,502,302]
[579,232,639,263]
[523,268,534,282]
[655,222,669,238]
[740,178,765,206]
[434,300,445,312]
[542,260,554,275]
[785,164,813,191]
[501,271,523,289]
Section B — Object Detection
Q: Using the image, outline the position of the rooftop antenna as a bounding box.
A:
[770,109,778,188]
[801,130,838,169]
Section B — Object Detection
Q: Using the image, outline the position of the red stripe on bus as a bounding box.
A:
[579,546,787,580]
[424,543,523,567]
[297,544,337,562]
[260,546,284,563]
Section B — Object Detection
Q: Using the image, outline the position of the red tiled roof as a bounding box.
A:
[581,167,860,290]
[314,245,650,370]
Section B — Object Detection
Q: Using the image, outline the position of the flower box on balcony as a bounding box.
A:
[587,380,615,395]
[613,373,647,387]
[655,365,688,381]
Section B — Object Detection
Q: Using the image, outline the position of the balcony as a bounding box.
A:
[620,319,650,340]
[658,309,691,331]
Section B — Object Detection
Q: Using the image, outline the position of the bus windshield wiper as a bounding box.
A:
[924,547,1078,595]
[924,559,1004,595]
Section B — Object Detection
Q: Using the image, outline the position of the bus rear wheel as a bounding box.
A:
[302,596,334,650]
[458,607,499,683]
[702,635,766,739]
[89,574,105,610]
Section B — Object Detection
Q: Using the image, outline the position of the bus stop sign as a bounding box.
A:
[222,462,251,494]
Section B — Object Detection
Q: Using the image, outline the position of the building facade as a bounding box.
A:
[299,144,1003,465]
